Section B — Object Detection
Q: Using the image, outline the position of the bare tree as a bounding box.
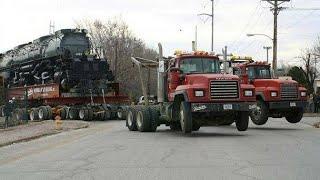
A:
[76,18,158,100]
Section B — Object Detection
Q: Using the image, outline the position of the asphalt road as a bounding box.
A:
[0,118,319,180]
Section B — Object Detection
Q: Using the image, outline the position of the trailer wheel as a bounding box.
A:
[45,106,53,120]
[60,107,68,120]
[236,112,249,131]
[79,108,89,121]
[180,101,192,134]
[38,106,49,121]
[30,108,39,121]
[126,107,138,131]
[117,107,126,120]
[250,100,269,125]
[0,106,4,117]
[285,108,303,124]
[69,107,79,120]
[149,106,159,132]
[136,107,151,132]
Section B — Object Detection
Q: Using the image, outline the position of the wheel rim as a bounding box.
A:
[127,112,133,127]
[117,111,123,119]
[251,105,262,120]
[137,112,143,128]
[30,111,34,121]
[39,109,44,119]
[180,108,184,128]
[79,109,85,120]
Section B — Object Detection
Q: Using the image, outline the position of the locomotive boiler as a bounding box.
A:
[0,29,114,95]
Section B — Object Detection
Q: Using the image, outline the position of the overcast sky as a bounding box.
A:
[0,0,319,66]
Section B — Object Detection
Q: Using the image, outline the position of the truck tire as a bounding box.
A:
[170,123,181,131]
[250,100,269,125]
[30,108,39,121]
[285,108,304,124]
[236,112,249,131]
[38,106,49,121]
[180,101,192,134]
[149,106,159,132]
[126,107,138,131]
[136,107,151,132]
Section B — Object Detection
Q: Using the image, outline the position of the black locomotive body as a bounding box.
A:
[0,29,114,95]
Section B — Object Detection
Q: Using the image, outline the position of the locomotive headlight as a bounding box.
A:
[300,91,307,97]
[244,90,253,97]
[195,90,204,97]
[271,91,278,97]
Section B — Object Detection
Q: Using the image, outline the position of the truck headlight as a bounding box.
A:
[271,91,278,97]
[195,90,204,97]
[244,90,253,97]
[300,91,307,97]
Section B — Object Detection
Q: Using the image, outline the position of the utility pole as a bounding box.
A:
[263,46,272,63]
[198,0,215,52]
[262,0,290,75]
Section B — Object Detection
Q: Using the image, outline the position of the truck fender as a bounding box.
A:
[255,92,266,101]
[173,90,189,102]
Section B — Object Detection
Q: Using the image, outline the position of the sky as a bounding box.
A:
[0,0,320,66]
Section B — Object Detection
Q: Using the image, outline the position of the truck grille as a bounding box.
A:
[210,80,239,99]
[280,84,298,99]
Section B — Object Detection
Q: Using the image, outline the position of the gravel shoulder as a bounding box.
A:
[0,120,90,147]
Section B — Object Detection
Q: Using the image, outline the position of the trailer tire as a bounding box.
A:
[285,108,303,124]
[180,101,192,134]
[149,106,159,132]
[69,107,79,120]
[30,108,39,121]
[38,106,49,121]
[60,107,68,120]
[117,107,126,120]
[126,107,138,131]
[250,100,269,125]
[136,107,151,132]
[79,108,89,121]
[45,106,53,120]
[236,112,249,131]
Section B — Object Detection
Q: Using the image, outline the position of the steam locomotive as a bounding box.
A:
[0,29,114,94]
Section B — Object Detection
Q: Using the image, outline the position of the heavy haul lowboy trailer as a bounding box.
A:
[0,82,130,121]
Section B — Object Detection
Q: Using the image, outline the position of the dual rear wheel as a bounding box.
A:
[126,106,158,132]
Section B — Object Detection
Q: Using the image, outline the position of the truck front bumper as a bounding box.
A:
[268,101,307,110]
[191,102,255,113]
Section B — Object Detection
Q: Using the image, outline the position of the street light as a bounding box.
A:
[247,33,273,41]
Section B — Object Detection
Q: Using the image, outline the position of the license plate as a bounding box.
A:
[223,104,233,110]
[290,102,296,107]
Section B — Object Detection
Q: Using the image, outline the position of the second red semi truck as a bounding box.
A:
[230,57,308,125]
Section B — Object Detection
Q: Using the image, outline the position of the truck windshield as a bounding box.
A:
[179,58,220,74]
[248,66,271,79]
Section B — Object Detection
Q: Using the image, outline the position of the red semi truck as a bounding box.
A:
[126,44,256,134]
[230,57,308,125]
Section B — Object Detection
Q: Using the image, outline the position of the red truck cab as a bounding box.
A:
[232,60,308,125]
[166,51,256,131]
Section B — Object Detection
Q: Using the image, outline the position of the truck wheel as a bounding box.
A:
[136,107,151,132]
[236,112,249,131]
[180,101,192,134]
[30,108,39,121]
[285,108,304,124]
[149,106,159,132]
[38,106,49,121]
[250,100,269,125]
[170,123,181,131]
[126,107,138,131]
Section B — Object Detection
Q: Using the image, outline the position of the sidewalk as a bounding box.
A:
[0,120,90,147]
